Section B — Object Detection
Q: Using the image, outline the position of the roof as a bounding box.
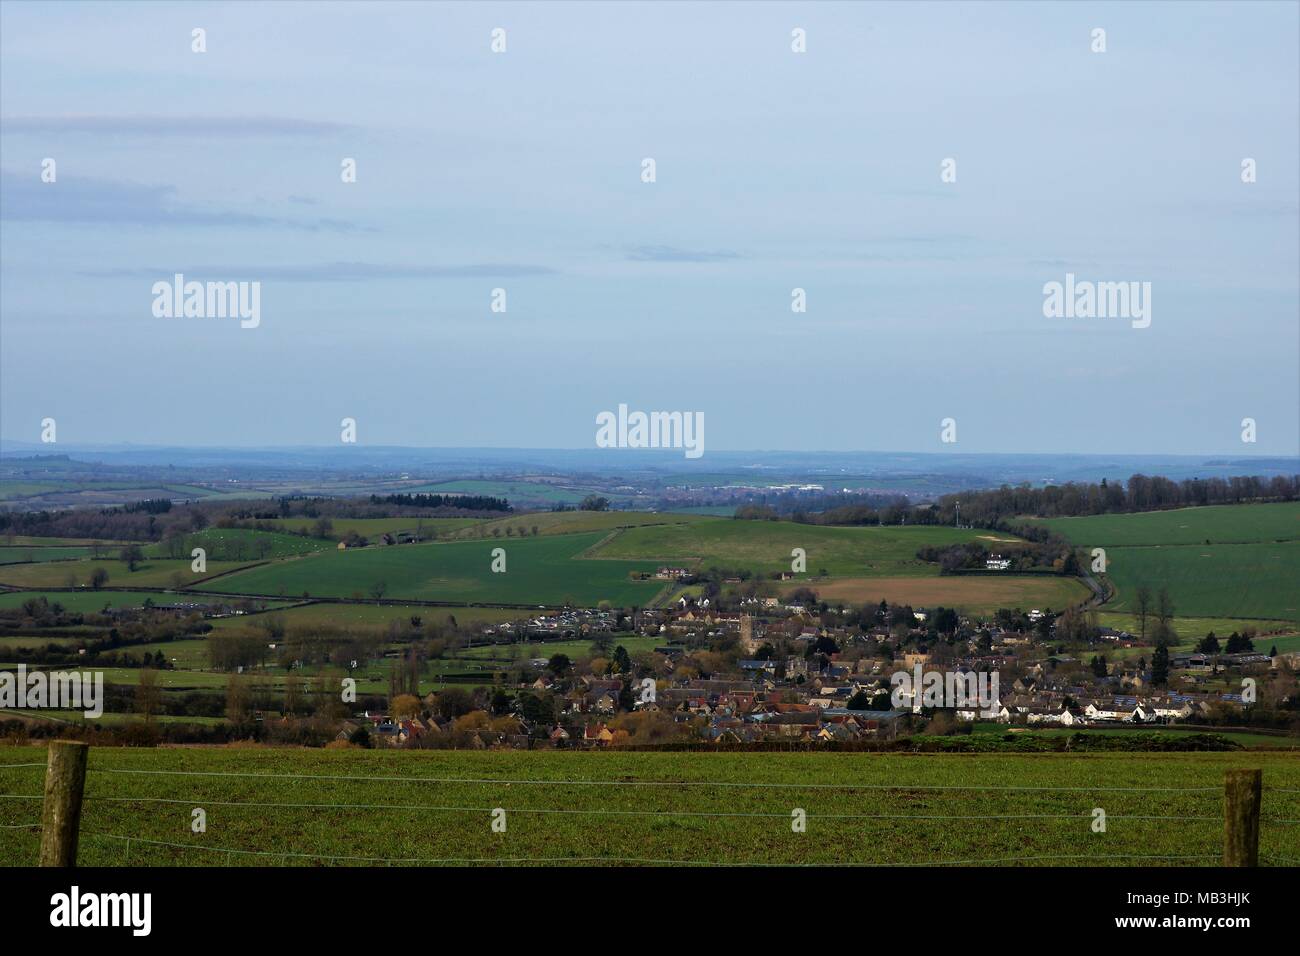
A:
[818,709,909,720]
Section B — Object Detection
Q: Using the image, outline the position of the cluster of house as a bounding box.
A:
[365,598,1288,748]
[484,608,619,638]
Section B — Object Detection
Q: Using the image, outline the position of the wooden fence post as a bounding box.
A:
[1223,768,1261,867]
[39,740,88,867]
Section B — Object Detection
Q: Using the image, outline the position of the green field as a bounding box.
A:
[1258,633,1300,656]
[1095,612,1294,644]
[0,590,229,613]
[145,528,332,561]
[0,634,85,651]
[4,710,225,728]
[99,638,211,668]
[196,532,667,606]
[1031,503,1300,623]
[588,518,1022,577]
[0,546,95,564]
[0,536,130,547]
[458,510,707,539]
[205,601,529,632]
[0,748,1295,866]
[970,723,1296,749]
[0,481,72,499]
[0,557,253,590]
[1034,502,1300,547]
[263,517,486,540]
[1101,542,1299,621]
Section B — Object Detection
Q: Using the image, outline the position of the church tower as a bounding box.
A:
[740,614,758,655]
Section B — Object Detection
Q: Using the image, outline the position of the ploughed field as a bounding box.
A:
[0,748,1296,867]
[793,575,1090,615]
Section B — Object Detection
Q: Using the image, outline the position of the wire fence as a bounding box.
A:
[2,758,1297,867]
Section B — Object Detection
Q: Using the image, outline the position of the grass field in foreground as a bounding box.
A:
[195,532,666,606]
[589,519,1020,576]
[970,723,1296,749]
[0,748,1295,867]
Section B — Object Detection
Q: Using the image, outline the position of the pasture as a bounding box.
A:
[1031,503,1300,623]
[1094,612,1293,645]
[0,590,193,613]
[0,557,253,590]
[455,510,707,539]
[263,517,486,540]
[196,532,667,606]
[588,519,1018,577]
[205,602,529,632]
[1102,542,1299,621]
[0,546,95,565]
[0,747,1295,867]
[145,528,332,561]
[1033,501,1300,547]
[794,575,1090,615]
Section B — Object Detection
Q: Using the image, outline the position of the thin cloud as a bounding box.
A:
[0,171,365,231]
[623,244,742,263]
[1,115,354,136]
[78,262,559,281]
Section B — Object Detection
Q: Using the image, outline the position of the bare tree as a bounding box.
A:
[136,669,161,723]
[1134,586,1152,642]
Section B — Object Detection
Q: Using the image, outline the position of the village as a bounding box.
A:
[345,589,1290,749]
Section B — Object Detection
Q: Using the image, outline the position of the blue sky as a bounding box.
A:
[1,0,1297,455]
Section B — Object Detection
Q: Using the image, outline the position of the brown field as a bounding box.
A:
[787,574,1090,614]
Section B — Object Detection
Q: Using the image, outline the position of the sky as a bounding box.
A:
[1,0,1297,456]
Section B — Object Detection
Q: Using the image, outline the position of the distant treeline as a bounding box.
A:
[810,474,1298,526]
[227,495,510,522]
[369,493,510,512]
[931,474,1298,523]
[713,490,907,516]
[115,498,173,515]
[0,506,195,542]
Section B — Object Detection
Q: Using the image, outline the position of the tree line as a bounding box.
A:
[810,474,1297,527]
[369,493,511,512]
